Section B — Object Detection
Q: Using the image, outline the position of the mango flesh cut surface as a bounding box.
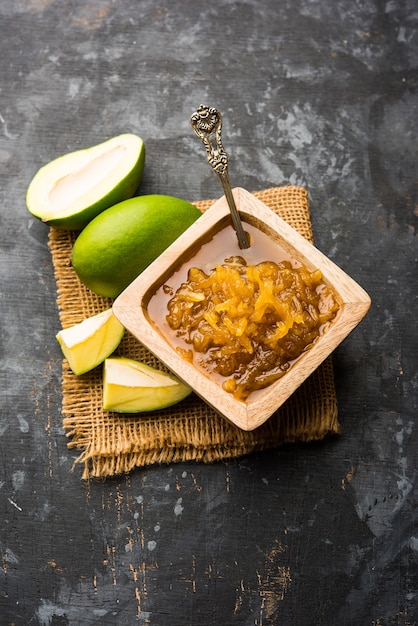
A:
[56,309,125,375]
[26,133,145,230]
[103,357,192,412]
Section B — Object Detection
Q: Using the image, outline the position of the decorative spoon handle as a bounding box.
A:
[190,104,250,249]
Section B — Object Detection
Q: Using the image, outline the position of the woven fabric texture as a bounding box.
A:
[48,186,340,479]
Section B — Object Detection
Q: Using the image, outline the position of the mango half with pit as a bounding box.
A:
[26,134,145,230]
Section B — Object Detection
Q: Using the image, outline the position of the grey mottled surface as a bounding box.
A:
[1,1,417,624]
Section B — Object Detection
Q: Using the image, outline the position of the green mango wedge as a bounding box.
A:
[102,357,192,413]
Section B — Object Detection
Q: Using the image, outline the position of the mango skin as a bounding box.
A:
[71,195,202,298]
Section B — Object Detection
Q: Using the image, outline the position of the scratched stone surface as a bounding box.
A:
[0,1,417,625]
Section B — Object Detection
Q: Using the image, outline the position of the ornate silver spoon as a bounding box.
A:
[190,104,250,249]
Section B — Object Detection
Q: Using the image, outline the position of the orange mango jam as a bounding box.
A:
[149,224,340,401]
[166,262,338,401]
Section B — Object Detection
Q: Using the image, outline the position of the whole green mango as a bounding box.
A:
[71,194,201,297]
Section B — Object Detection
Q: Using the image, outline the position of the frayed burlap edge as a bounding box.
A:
[48,186,340,479]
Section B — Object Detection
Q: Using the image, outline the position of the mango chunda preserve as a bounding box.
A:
[165,255,339,400]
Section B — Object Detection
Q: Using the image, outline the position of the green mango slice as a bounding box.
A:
[102,357,192,412]
[56,308,125,376]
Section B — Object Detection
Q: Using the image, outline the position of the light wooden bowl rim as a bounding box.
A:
[113,188,371,431]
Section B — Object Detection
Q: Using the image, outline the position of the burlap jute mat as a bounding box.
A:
[48,186,340,479]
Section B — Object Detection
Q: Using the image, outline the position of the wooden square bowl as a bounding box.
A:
[113,188,370,431]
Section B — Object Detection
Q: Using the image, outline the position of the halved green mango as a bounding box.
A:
[26,133,145,230]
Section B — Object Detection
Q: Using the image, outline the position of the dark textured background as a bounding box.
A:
[1,1,417,624]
